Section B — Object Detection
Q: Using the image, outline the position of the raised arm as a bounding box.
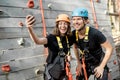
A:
[25,15,47,45]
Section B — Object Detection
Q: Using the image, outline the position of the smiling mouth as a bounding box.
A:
[75,25,80,28]
[61,28,66,30]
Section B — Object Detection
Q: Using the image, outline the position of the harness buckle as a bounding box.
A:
[83,38,89,42]
[83,48,89,54]
[58,50,66,57]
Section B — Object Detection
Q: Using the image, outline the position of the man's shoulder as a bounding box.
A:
[72,30,76,35]
[72,29,76,32]
[89,26,99,33]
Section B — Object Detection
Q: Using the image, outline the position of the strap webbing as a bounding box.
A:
[75,26,90,55]
[76,26,89,42]
[56,36,70,55]
[56,36,63,49]
[84,26,89,42]
[75,27,89,80]
[76,30,78,42]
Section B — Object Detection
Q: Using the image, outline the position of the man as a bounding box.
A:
[71,8,113,80]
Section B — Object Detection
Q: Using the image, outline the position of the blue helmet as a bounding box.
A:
[72,8,88,17]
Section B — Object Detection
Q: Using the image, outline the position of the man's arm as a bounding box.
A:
[100,40,113,69]
[94,40,113,78]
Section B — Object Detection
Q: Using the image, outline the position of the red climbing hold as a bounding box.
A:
[1,64,11,72]
[27,0,34,8]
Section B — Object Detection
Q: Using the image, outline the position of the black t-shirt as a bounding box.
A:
[44,34,74,64]
[72,26,106,59]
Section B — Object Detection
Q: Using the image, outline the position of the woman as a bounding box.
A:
[25,14,73,80]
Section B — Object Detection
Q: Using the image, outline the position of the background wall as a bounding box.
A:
[0,0,119,80]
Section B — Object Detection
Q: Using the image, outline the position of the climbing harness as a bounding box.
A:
[56,36,70,56]
[75,26,90,80]
[44,36,73,80]
[56,36,73,80]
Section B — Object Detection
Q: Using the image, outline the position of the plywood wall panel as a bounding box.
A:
[0,38,34,50]
[0,46,44,62]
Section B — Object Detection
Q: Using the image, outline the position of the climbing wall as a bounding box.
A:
[0,0,119,80]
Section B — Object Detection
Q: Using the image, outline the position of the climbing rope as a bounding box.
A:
[39,0,47,37]
[39,0,48,55]
[90,0,99,29]
[82,57,88,80]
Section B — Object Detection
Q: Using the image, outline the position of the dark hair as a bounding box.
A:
[83,17,88,20]
[52,22,72,36]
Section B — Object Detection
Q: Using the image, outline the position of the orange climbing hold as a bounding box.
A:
[27,0,34,8]
[96,0,99,2]
[1,64,11,72]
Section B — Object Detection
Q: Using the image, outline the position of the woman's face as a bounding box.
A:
[58,21,68,36]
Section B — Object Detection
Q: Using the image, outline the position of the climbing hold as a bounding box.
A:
[35,69,41,75]
[0,10,4,14]
[1,64,11,72]
[113,60,117,65]
[96,0,99,2]
[18,21,24,27]
[17,38,24,46]
[48,3,52,9]
[27,0,34,8]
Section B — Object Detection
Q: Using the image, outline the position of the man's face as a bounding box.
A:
[72,16,85,31]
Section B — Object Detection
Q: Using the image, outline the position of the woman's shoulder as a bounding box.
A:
[46,34,57,41]
[47,34,55,38]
